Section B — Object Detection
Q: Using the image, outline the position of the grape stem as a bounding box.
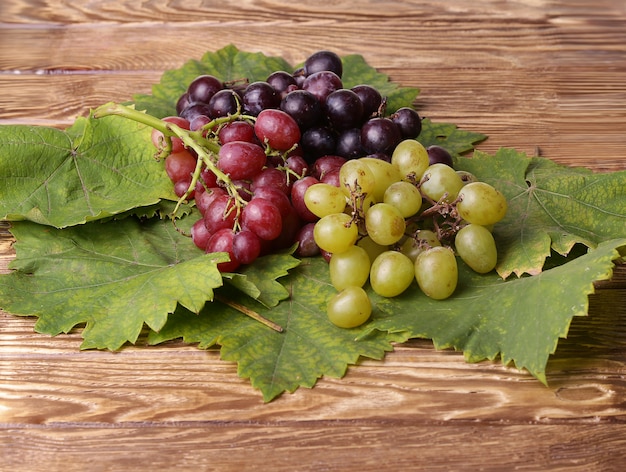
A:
[91,102,251,221]
[409,194,465,246]
[215,294,284,332]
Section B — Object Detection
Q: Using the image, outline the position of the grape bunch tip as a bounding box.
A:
[95,50,508,330]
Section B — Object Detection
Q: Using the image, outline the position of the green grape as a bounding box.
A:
[304,182,347,218]
[357,235,388,262]
[370,250,415,297]
[420,163,464,203]
[457,170,478,184]
[414,246,458,300]
[391,139,430,182]
[329,245,371,290]
[365,203,406,246]
[313,213,358,254]
[456,181,507,226]
[360,156,403,202]
[339,159,376,197]
[455,224,497,273]
[383,180,423,218]
[326,286,372,328]
[399,229,441,262]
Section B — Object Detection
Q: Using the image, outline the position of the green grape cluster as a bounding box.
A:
[303,139,508,328]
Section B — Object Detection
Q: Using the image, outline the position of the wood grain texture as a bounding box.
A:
[1,1,626,470]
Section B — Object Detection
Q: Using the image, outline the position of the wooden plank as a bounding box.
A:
[1,424,625,472]
[1,14,624,169]
[1,288,625,422]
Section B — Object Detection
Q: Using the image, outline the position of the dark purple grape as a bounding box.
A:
[335,128,363,159]
[189,114,212,131]
[301,126,337,162]
[267,71,298,97]
[324,89,364,131]
[179,103,213,122]
[207,89,240,118]
[360,117,402,155]
[366,152,391,163]
[313,155,346,180]
[292,67,307,87]
[351,84,383,118]
[294,222,320,257]
[280,89,322,129]
[303,50,343,78]
[176,92,192,116]
[302,71,343,104]
[242,81,280,116]
[391,107,422,138]
[427,145,454,167]
[187,75,223,104]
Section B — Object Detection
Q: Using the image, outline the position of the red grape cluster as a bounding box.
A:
[153,51,424,272]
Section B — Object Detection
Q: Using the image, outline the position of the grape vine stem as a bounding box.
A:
[215,295,284,333]
[91,102,250,220]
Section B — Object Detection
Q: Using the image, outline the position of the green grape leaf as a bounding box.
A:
[0,217,227,350]
[225,250,301,308]
[0,215,300,351]
[0,115,175,228]
[149,262,409,402]
[133,44,293,118]
[418,118,487,156]
[366,238,626,385]
[455,148,626,277]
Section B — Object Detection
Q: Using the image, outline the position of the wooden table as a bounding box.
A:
[1,1,625,470]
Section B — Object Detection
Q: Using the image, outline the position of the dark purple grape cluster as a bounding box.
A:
[282,52,422,162]
[155,51,425,272]
[176,50,422,163]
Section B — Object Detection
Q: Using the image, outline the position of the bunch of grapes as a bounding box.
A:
[303,140,507,328]
[151,50,423,273]
[147,50,507,330]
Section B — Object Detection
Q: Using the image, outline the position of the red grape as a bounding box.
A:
[191,218,212,250]
[254,109,301,151]
[217,141,267,180]
[290,176,320,222]
[251,167,291,195]
[252,186,292,217]
[206,228,240,272]
[203,194,238,234]
[151,116,190,153]
[218,120,256,144]
[196,187,227,216]
[232,229,262,265]
[241,197,283,241]
[164,149,197,183]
